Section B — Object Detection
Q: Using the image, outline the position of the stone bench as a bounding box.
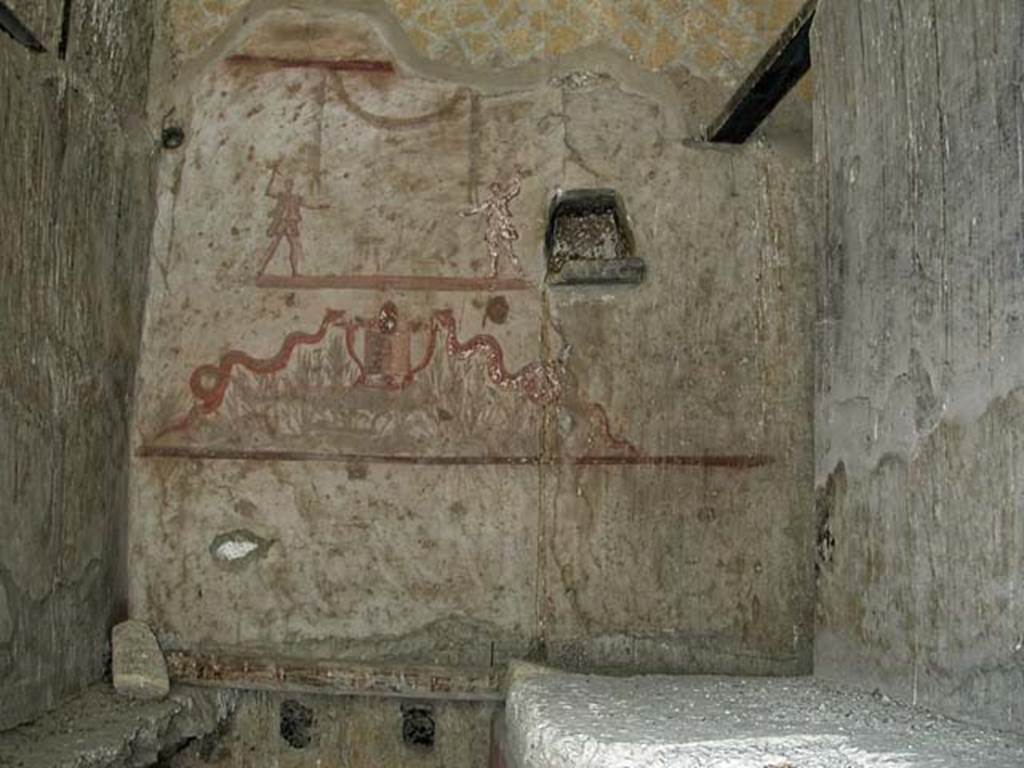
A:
[496,664,1024,768]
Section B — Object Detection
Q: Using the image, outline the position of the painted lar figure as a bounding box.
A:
[258,164,330,276]
[462,170,523,278]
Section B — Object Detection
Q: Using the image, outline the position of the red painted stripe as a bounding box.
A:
[136,445,773,469]
[254,274,532,292]
[574,454,773,468]
[226,54,394,72]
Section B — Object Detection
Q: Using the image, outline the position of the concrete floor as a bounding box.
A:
[502,666,1024,767]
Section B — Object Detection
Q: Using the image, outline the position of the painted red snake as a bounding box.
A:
[155,307,569,438]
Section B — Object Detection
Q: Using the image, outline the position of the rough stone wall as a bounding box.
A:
[130,5,814,678]
[814,0,1024,731]
[0,1,158,731]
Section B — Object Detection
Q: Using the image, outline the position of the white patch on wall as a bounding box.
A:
[209,529,272,569]
[214,539,261,562]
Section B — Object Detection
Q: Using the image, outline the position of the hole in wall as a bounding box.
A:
[0,2,46,52]
[545,189,644,286]
[280,699,314,750]
[162,125,185,149]
[401,704,435,749]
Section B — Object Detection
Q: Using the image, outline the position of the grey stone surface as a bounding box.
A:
[0,685,237,768]
[813,0,1024,733]
[0,1,158,731]
[112,621,170,701]
[503,667,1024,768]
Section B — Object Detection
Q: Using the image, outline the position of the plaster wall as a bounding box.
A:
[0,0,158,731]
[129,5,814,677]
[814,0,1024,732]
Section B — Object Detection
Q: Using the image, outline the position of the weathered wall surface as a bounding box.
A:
[166,691,495,768]
[130,6,814,678]
[0,2,158,731]
[814,0,1024,731]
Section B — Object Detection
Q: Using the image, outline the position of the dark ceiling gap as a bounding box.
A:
[0,2,46,53]
[58,0,72,59]
[708,0,816,144]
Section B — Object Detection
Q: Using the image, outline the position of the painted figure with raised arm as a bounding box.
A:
[258,162,330,276]
[462,169,523,278]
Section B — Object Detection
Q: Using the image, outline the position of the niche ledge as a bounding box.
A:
[545,189,645,286]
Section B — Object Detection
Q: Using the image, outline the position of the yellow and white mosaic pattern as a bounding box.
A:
[167,0,805,86]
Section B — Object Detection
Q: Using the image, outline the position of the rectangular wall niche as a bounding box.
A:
[545,189,645,286]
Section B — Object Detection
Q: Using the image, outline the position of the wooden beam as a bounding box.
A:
[166,650,506,702]
[708,0,816,144]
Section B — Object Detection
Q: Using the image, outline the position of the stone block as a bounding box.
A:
[112,620,170,700]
